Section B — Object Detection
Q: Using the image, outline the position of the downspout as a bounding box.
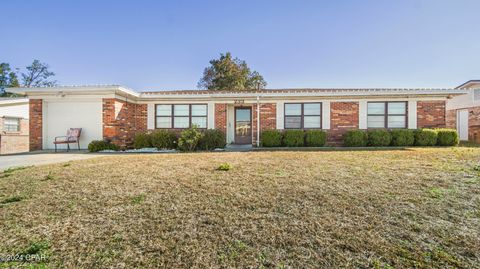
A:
[256,94,260,147]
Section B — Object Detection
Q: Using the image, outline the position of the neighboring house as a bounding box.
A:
[446,80,480,142]
[8,85,466,151]
[0,98,29,154]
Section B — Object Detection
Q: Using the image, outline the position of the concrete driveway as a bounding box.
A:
[0,151,106,171]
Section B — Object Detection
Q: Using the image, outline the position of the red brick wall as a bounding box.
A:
[29,99,43,151]
[329,102,359,143]
[214,103,227,134]
[417,101,446,128]
[102,98,147,148]
[446,109,456,129]
[253,103,276,145]
[135,103,148,133]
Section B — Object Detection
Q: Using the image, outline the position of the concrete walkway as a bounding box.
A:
[0,151,106,171]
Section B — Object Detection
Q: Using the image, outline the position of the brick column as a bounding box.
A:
[135,104,148,133]
[29,99,43,151]
[417,101,446,128]
[102,98,147,149]
[329,102,359,144]
[446,109,456,129]
[214,103,227,134]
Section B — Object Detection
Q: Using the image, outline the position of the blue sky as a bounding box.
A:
[2,0,479,91]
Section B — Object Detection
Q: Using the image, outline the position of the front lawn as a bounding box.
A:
[1,148,479,268]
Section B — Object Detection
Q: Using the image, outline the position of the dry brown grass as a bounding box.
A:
[1,148,479,268]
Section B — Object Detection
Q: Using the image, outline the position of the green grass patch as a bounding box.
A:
[217,163,232,171]
[2,166,33,174]
[1,195,24,204]
[428,188,444,199]
[131,194,146,205]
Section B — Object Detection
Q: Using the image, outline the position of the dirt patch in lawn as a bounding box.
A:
[0,148,479,268]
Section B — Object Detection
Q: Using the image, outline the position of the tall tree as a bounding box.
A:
[0,63,20,96]
[198,52,267,91]
[21,59,57,87]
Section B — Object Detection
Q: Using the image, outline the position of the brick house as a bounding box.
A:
[446,80,480,142]
[9,86,466,150]
[0,98,29,154]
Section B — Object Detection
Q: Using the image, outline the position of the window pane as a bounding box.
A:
[236,109,251,121]
[304,103,321,115]
[368,103,385,115]
[192,105,207,116]
[285,116,301,129]
[5,118,19,125]
[304,116,321,128]
[192,117,207,128]
[388,116,406,128]
[174,105,189,116]
[388,102,406,115]
[285,104,301,115]
[156,105,172,116]
[156,117,171,128]
[367,116,385,128]
[174,116,189,128]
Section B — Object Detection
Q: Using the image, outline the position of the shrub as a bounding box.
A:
[199,129,226,150]
[390,129,415,146]
[305,130,327,147]
[261,130,283,147]
[87,140,119,152]
[151,130,177,149]
[217,163,232,171]
[178,125,203,151]
[133,133,152,149]
[414,129,438,146]
[282,130,305,147]
[343,130,368,147]
[367,129,391,147]
[436,129,459,146]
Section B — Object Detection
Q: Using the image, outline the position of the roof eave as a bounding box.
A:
[6,86,140,99]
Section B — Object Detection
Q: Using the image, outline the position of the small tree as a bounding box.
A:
[21,60,57,87]
[198,52,267,91]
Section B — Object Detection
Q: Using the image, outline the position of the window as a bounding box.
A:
[367,102,407,128]
[155,104,207,129]
[474,89,480,101]
[284,103,322,129]
[3,117,20,132]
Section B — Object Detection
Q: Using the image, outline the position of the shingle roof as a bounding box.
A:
[455,80,480,89]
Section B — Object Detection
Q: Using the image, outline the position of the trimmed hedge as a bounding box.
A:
[199,129,226,150]
[283,130,305,147]
[414,129,438,146]
[305,130,327,147]
[343,130,368,147]
[133,133,152,149]
[88,140,119,152]
[436,129,459,146]
[261,130,283,147]
[390,129,415,146]
[151,130,177,149]
[367,129,391,146]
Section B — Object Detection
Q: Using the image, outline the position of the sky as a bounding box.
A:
[2,0,479,91]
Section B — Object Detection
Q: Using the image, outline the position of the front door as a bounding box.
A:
[457,109,469,141]
[234,107,252,144]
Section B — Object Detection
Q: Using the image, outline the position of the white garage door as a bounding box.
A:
[44,101,103,149]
